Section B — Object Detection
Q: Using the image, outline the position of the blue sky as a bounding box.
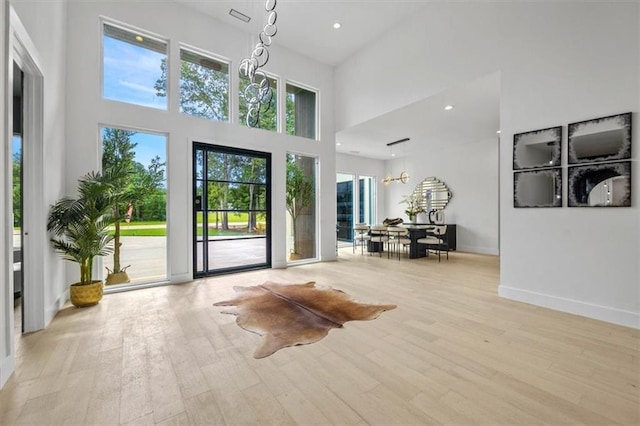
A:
[12,135,20,156]
[103,35,166,109]
[101,33,167,173]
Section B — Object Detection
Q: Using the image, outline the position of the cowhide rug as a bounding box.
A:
[213,281,396,358]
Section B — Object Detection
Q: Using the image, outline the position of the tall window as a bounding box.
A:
[358,175,375,225]
[102,22,167,110]
[336,173,354,242]
[177,48,229,121]
[239,72,277,131]
[286,153,317,262]
[286,83,317,139]
[100,127,167,286]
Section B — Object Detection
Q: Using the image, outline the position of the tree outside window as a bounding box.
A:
[155,49,229,121]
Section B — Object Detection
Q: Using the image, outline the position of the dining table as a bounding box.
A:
[400,223,435,259]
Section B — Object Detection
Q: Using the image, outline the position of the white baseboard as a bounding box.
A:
[0,353,16,389]
[170,272,192,284]
[45,290,68,327]
[499,285,640,329]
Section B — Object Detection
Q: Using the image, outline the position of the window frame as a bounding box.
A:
[101,18,170,111]
[98,123,170,287]
[285,80,320,140]
[179,43,232,122]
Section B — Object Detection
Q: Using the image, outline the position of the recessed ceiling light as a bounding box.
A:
[391,153,396,157]
[333,22,342,29]
[444,105,454,111]
[229,8,251,23]
[336,142,341,146]
[135,35,144,42]
[496,130,501,134]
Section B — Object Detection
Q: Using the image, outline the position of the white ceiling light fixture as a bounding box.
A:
[444,105,454,111]
[333,22,342,29]
[382,138,410,185]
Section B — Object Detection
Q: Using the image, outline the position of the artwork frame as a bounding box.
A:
[514,168,562,208]
[567,112,632,165]
[568,161,631,207]
[513,126,562,170]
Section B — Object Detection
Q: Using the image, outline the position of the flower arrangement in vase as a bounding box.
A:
[400,193,425,222]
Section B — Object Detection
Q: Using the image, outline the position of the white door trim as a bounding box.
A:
[9,5,46,335]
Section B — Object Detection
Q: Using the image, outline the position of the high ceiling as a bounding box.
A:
[337,73,501,160]
[175,0,500,160]
[174,0,431,67]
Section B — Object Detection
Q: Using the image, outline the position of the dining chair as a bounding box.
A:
[386,226,410,261]
[369,225,389,257]
[417,225,449,262]
[353,223,371,255]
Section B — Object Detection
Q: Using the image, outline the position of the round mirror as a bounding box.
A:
[412,177,452,211]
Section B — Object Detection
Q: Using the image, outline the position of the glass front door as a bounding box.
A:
[193,143,271,276]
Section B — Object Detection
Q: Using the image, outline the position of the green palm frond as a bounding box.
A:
[48,170,116,285]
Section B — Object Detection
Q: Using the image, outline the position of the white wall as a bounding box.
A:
[1,0,68,387]
[336,153,385,224]
[12,0,69,328]
[384,136,499,255]
[336,2,639,328]
[65,0,336,284]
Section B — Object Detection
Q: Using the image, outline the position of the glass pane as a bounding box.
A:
[239,72,277,131]
[336,173,354,242]
[238,157,267,183]
[286,83,317,139]
[195,210,205,274]
[207,153,267,183]
[286,153,317,261]
[101,127,167,285]
[358,175,375,225]
[195,149,204,179]
[208,182,267,211]
[206,238,267,270]
[103,23,167,110]
[180,49,229,121]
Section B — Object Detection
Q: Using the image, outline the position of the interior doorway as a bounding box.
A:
[12,61,24,333]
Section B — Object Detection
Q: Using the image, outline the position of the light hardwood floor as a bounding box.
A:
[1,250,638,425]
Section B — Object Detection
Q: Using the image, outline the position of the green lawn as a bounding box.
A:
[116,228,167,237]
[112,218,264,237]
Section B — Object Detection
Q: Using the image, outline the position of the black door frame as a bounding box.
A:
[192,142,271,277]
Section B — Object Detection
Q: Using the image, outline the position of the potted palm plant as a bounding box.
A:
[47,171,114,307]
